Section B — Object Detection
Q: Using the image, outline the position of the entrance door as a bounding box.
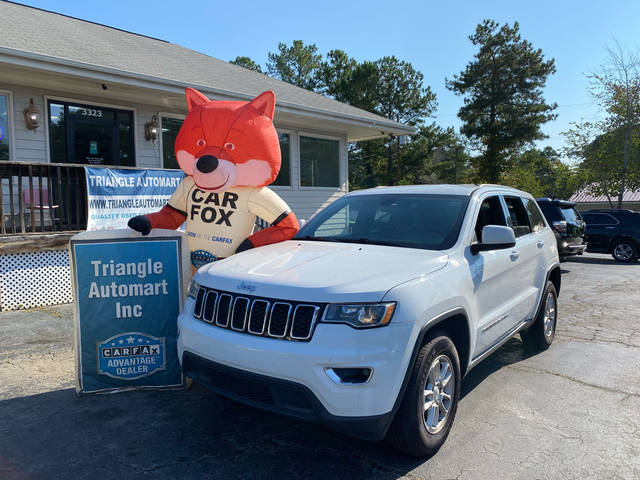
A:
[68,106,115,165]
[48,101,135,166]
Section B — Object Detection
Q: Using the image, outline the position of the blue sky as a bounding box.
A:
[19,0,640,154]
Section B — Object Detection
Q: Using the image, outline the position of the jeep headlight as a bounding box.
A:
[321,303,396,328]
[187,280,200,299]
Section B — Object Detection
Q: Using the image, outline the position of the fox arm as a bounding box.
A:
[237,211,299,252]
[128,205,186,235]
[147,205,187,230]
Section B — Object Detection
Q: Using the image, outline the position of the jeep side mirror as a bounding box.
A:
[470,225,516,255]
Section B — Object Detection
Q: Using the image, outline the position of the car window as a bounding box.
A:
[538,202,561,221]
[504,196,532,237]
[474,196,507,242]
[581,213,595,224]
[297,193,470,250]
[314,204,356,237]
[582,213,618,226]
[522,198,546,232]
[561,207,581,224]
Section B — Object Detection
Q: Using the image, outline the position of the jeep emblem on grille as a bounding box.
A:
[237,281,257,293]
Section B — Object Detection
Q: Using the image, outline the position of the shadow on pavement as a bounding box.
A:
[0,337,542,480]
[460,337,537,400]
[0,384,423,480]
[565,255,636,266]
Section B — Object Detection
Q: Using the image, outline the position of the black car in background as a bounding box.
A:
[581,209,640,262]
[536,198,586,259]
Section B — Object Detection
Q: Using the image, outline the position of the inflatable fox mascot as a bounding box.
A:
[128,88,299,268]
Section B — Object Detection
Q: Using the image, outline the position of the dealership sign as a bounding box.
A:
[97,332,165,380]
[71,231,186,393]
[85,167,184,231]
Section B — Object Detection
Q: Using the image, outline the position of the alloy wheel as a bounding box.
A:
[543,292,556,338]
[613,243,635,262]
[423,355,454,434]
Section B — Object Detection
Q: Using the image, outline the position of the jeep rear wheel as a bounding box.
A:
[521,281,557,351]
[386,332,460,457]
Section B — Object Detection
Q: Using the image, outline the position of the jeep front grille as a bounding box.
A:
[193,287,322,341]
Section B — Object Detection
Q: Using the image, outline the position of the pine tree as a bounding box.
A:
[447,20,557,183]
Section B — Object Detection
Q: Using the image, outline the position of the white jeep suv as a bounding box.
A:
[178,185,560,456]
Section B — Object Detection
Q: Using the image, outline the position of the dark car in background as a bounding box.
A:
[536,198,586,259]
[581,210,640,262]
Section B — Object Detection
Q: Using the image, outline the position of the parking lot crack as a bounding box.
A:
[0,406,91,435]
[506,364,640,398]
[133,455,216,474]
[556,333,640,350]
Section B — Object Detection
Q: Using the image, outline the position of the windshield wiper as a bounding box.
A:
[326,237,403,247]
[296,236,404,248]
[325,237,370,244]
[295,235,336,242]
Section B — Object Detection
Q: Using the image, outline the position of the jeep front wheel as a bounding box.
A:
[386,332,460,457]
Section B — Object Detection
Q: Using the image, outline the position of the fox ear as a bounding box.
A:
[249,91,275,120]
[185,88,210,110]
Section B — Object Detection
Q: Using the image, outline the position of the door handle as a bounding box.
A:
[537,240,544,248]
[511,249,520,258]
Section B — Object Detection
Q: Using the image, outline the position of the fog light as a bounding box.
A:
[325,367,373,385]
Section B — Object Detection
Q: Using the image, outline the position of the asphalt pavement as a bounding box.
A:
[0,253,639,479]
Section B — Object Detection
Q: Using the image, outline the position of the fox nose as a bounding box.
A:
[196,155,219,173]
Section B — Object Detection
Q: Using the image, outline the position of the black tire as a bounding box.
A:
[611,240,638,263]
[520,281,557,351]
[385,332,460,457]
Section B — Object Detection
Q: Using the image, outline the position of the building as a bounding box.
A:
[0,1,414,310]
[570,187,640,212]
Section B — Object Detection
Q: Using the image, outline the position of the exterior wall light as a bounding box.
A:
[145,115,160,142]
[23,98,41,130]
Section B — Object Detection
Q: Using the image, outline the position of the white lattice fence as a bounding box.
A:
[0,250,73,311]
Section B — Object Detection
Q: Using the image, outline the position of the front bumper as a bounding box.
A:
[177,297,416,437]
[558,240,587,256]
[182,352,394,440]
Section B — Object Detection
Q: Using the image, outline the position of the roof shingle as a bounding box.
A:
[0,1,411,132]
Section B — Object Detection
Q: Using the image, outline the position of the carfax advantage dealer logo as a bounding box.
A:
[97,332,165,380]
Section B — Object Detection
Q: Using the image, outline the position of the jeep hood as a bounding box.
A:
[195,240,448,303]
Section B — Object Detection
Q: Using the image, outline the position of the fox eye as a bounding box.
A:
[224,142,235,151]
[196,139,206,147]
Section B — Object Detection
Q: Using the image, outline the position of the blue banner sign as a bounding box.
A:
[85,167,184,231]
[71,236,185,393]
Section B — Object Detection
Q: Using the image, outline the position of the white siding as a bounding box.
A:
[12,90,47,163]
[2,89,48,229]
[273,188,346,222]
[271,129,347,221]
[135,108,161,168]
[0,83,164,168]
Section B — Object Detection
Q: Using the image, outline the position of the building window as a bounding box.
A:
[272,132,291,186]
[48,100,134,166]
[161,116,183,169]
[0,94,10,161]
[300,135,340,187]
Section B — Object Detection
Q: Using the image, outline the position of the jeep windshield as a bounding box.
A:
[295,193,470,250]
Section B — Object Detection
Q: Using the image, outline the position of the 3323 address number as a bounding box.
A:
[81,108,103,117]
